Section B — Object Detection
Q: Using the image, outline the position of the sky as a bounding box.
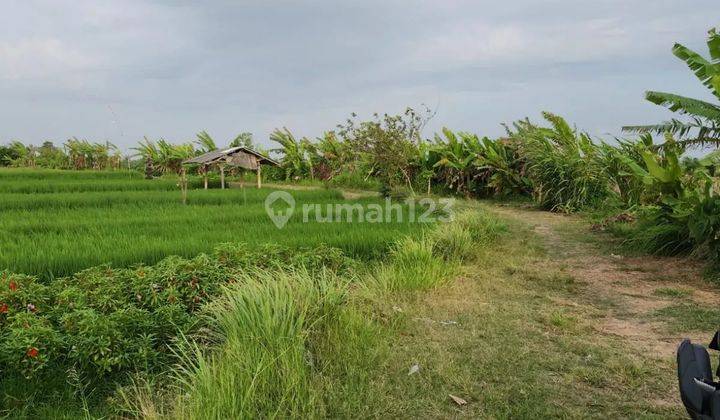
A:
[0,0,718,152]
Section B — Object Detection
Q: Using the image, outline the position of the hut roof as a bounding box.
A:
[183,146,279,166]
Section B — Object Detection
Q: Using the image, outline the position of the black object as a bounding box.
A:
[677,339,720,419]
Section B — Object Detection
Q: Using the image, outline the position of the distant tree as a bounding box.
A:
[37,141,66,168]
[0,142,23,166]
[229,132,254,149]
[337,106,434,191]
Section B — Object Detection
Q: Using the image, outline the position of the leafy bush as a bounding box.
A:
[0,244,355,386]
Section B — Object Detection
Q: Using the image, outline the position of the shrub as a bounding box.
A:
[0,244,355,386]
[509,112,612,212]
[326,171,381,191]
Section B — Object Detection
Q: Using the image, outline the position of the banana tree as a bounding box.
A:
[476,137,530,196]
[624,28,720,148]
[433,128,476,195]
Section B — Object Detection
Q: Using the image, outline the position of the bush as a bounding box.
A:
[326,171,381,191]
[0,244,355,386]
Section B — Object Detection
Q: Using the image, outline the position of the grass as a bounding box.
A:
[1,168,704,418]
[654,303,720,333]
[114,203,505,419]
[170,269,347,418]
[654,287,693,299]
[0,169,426,278]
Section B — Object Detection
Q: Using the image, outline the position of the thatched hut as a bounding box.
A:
[183,147,279,189]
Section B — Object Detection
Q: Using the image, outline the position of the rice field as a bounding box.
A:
[0,169,425,278]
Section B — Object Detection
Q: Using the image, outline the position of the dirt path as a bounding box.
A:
[375,201,719,417]
[489,203,719,359]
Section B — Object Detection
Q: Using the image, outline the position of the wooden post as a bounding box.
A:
[203,165,208,189]
[256,165,262,189]
[180,167,188,205]
[220,164,226,189]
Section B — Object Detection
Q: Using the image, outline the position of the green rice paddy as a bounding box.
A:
[0,169,425,278]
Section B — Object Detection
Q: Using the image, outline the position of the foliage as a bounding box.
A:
[336,107,434,190]
[194,131,218,153]
[0,244,354,389]
[507,112,611,212]
[132,137,195,176]
[431,128,529,197]
[624,27,720,149]
[326,170,381,191]
[228,132,254,149]
[269,127,312,180]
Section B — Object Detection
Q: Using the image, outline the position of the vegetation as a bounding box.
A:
[624,28,720,149]
[0,171,504,417]
[1,25,720,419]
[0,170,425,278]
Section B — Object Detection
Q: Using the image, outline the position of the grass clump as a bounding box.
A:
[653,287,692,299]
[373,236,456,292]
[170,269,347,419]
[121,269,393,419]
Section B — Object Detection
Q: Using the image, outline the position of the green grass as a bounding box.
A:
[654,303,720,333]
[0,169,427,278]
[654,287,693,299]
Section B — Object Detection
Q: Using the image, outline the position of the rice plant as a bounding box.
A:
[0,171,424,278]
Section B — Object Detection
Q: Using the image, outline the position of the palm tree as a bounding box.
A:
[270,128,309,180]
[229,132,254,149]
[624,28,720,148]
[133,137,159,178]
[195,131,218,153]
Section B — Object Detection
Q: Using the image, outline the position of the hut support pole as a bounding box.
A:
[220,164,226,189]
[256,165,262,189]
[203,165,208,189]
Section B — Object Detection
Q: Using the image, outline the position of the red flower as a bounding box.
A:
[9,281,17,292]
[0,303,7,313]
[26,347,39,358]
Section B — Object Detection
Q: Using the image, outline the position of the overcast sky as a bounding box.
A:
[1,1,717,151]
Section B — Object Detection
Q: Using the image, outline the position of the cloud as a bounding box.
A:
[0,38,93,81]
[0,0,717,149]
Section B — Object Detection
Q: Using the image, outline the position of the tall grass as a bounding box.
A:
[122,269,349,418]
[371,207,506,292]
[510,113,611,212]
